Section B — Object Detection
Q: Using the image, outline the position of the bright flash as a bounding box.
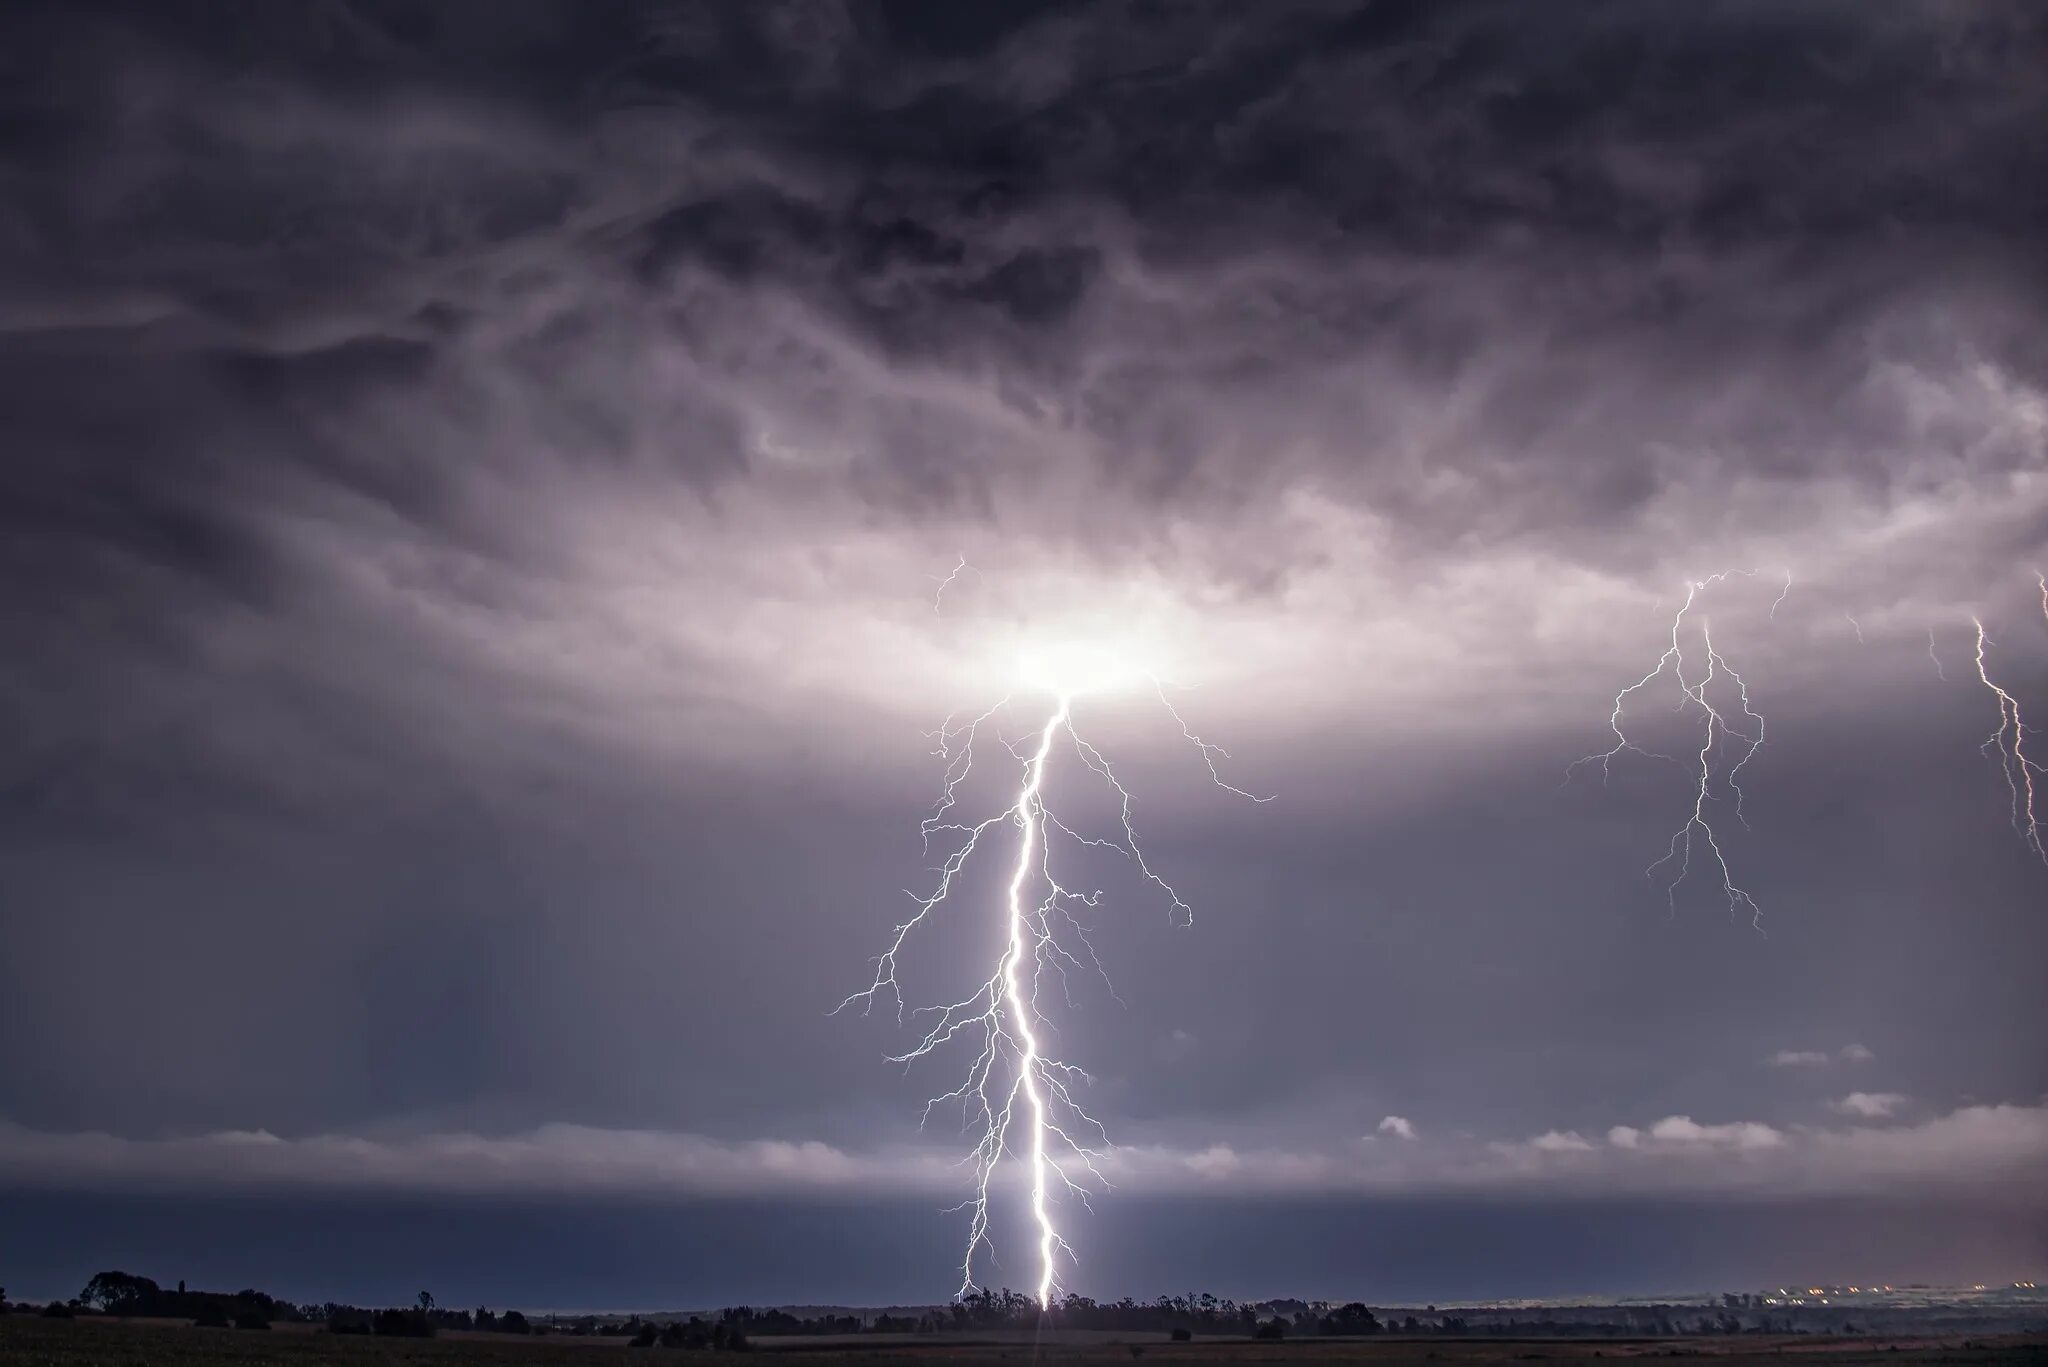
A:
[840,610,1265,1307]
[1014,641,1141,698]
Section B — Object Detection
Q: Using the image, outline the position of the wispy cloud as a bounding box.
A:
[1832,1092,1909,1119]
[1767,1044,1876,1068]
[1523,1130,1596,1154]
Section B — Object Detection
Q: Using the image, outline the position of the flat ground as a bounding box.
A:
[1,1318,2042,1367]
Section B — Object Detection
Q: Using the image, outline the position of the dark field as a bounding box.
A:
[2,1319,2043,1367]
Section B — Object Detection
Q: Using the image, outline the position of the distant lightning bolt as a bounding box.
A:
[840,642,1265,1305]
[1569,571,1773,927]
[1928,628,1948,682]
[1845,615,1864,644]
[1972,616,2044,863]
[931,555,979,614]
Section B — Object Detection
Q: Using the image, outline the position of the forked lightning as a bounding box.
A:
[841,632,1265,1306]
[1971,589,2045,863]
[1569,571,1781,927]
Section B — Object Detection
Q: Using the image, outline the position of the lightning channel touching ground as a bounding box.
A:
[1568,570,1777,928]
[1972,615,2044,864]
[839,675,1266,1305]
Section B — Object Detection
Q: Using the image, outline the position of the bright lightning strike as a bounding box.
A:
[1972,615,2044,863]
[840,639,1266,1306]
[1569,570,1777,928]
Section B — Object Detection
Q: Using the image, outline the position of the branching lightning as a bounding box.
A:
[1972,615,2044,864]
[840,623,1266,1305]
[1568,570,1779,927]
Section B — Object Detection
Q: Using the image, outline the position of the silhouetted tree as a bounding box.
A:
[80,1271,159,1314]
[1320,1303,1383,1336]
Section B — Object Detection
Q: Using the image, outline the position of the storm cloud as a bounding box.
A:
[1,0,2044,1301]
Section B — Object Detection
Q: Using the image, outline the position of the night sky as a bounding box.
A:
[2,0,2044,1309]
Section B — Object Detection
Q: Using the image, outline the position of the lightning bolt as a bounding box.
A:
[840,666,1265,1305]
[1845,615,1865,644]
[931,555,979,614]
[1972,615,2044,863]
[1569,570,1774,927]
[1928,627,1948,682]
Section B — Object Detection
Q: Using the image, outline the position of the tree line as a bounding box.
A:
[16,1274,568,1340]
[4,1274,1903,1341]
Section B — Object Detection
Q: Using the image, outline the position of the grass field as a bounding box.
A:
[2,1317,2042,1367]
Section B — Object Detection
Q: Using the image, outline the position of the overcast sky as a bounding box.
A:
[2,0,2044,1307]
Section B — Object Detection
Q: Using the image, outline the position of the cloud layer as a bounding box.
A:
[2,1099,2041,1205]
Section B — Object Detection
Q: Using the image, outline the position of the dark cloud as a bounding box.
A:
[1,0,2044,1301]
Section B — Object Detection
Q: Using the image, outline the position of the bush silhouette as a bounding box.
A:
[373,1308,435,1338]
[1171,1327,1193,1341]
[192,1305,231,1328]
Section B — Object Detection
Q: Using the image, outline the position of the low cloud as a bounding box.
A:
[1524,1130,1596,1154]
[3,1101,2041,1205]
[1608,1116,1785,1152]
[1833,1092,1909,1119]
[1767,1044,1876,1068]
[1376,1115,1417,1141]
